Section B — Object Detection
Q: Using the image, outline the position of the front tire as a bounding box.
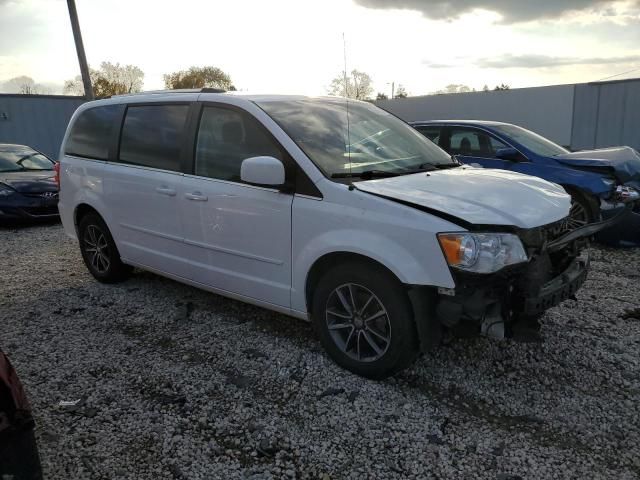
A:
[78,213,132,283]
[311,262,419,379]
[565,187,598,231]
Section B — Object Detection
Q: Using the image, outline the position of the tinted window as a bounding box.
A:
[415,126,441,144]
[257,99,454,177]
[195,106,283,182]
[65,105,119,160]
[119,104,189,171]
[450,127,507,157]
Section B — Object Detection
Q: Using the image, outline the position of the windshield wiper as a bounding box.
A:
[332,164,439,179]
[433,163,461,170]
[331,170,402,179]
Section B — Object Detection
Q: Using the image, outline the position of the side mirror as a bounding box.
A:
[240,156,285,187]
[495,147,521,161]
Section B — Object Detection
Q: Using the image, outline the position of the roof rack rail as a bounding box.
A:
[110,88,226,98]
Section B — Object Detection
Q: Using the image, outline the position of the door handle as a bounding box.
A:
[155,186,176,196]
[185,192,208,202]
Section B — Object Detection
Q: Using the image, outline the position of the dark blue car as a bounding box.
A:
[0,144,59,222]
[411,120,640,246]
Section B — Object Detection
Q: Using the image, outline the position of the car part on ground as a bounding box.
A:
[0,350,42,480]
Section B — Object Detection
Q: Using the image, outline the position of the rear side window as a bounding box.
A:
[119,104,189,171]
[194,106,284,182]
[65,105,119,160]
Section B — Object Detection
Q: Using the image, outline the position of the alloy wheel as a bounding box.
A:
[83,225,111,274]
[566,200,590,231]
[325,283,391,362]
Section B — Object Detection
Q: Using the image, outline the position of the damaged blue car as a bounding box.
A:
[411,120,640,246]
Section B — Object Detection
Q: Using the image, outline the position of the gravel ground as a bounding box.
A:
[1,222,639,479]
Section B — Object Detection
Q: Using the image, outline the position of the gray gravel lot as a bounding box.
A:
[1,222,639,479]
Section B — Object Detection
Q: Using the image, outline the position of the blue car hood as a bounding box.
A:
[554,147,640,184]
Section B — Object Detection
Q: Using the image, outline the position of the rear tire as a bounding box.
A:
[78,213,132,283]
[311,262,419,379]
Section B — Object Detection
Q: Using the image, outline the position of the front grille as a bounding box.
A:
[22,206,59,216]
[519,217,569,249]
[22,192,59,199]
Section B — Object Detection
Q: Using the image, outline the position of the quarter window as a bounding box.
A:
[119,104,189,171]
[449,128,507,157]
[65,105,119,160]
[195,106,283,182]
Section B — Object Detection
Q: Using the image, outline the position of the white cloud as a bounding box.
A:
[0,0,639,97]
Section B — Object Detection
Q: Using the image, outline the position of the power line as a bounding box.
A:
[594,66,640,82]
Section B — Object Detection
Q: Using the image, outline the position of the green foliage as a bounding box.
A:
[63,62,144,98]
[163,66,235,90]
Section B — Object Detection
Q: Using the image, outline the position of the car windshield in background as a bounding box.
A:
[257,98,455,178]
[0,150,53,172]
[492,124,569,157]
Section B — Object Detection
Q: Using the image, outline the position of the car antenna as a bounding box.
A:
[343,32,352,180]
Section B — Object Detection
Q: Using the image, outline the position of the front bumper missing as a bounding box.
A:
[424,250,591,343]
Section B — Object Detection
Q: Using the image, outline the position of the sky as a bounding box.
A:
[0,0,639,97]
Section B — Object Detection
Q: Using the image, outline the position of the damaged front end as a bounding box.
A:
[412,205,631,347]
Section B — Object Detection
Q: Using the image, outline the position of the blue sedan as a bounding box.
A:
[411,120,640,246]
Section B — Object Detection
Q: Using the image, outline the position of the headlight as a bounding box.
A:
[602,178,616,187]
[437,232,528,273]
[0,183,15,197]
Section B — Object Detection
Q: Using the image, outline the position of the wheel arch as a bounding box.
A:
[73,202,109,236]
[304,251,404,314]
[559,184,600,221]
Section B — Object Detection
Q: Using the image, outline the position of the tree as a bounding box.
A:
[434,84,472,94]
[63,62,144,98]
[2,76,37,94]
[482,84,490,92]
[0,76,57,94]
[163,66,235,90]
[494,83,510,91]
[376,92,388,100]
[395,84,408,98]
[327,69,374,100]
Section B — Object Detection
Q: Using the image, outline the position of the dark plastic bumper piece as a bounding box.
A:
[521,252,590,315]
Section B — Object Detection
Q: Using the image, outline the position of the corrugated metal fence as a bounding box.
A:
[571,79,640,151]
[1,80,639,158]
[0,94,85,158]
[378,78,640,152]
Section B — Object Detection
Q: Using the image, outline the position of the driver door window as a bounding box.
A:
[195,106,284,182]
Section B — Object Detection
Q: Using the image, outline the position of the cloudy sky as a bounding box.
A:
[1,0,639,96]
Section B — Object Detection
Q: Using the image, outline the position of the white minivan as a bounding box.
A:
[58,90,595,378]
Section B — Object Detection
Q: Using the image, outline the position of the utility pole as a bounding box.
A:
[67,0,94,100]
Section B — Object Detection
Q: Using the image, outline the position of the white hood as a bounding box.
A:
[355,167,571,229]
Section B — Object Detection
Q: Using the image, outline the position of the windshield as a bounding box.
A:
[257,98,455,178]
[492,124,568,157]
[0,149,54,172]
